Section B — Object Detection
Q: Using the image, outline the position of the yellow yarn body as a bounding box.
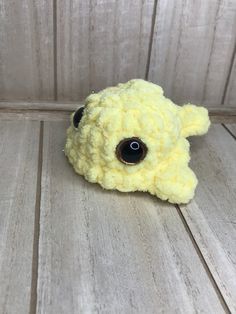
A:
[65,79,210,204]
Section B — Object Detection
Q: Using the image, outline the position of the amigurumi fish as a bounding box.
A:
[65,79,210,204]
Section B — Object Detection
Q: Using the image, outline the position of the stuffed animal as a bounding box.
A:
[65,79,210,204]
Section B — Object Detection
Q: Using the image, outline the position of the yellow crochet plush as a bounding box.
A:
[65,79,210,204]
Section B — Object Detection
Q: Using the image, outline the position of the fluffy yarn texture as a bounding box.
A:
[65,79,210,204]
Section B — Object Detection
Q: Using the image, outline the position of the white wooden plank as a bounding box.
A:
[37,121,225,313]
[148,0,236,106]
[57,0,155,101]
[0,0,54,100]
[0,111,70,122]
[0,101,81,111]
[179,124,236,312]
[0,121,40,313]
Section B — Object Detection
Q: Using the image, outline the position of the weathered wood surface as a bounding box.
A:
[0,101,236,123]
[148,0,236,106]
[0,121,40,313]
[0,101,79,122]
[56,0,155,100]
[0,0,236,107]
[0,101,81,111]
[0,101,235,113]
[179,124,236,313]
[36,121,225,314]
[1,110,234,123]
[0,111,70,122]
[0,0,54,100]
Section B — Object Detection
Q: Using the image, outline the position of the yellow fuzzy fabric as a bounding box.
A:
[65,79,210,204]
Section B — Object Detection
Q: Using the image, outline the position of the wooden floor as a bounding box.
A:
[0,113,236,313]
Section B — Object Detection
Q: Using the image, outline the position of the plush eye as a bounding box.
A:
[116,137,147,165]
[73,107,84,128]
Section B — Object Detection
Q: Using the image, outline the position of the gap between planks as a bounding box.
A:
[29,121,44,314]
[53,0,58,101]
[222,124,236,141]
[175,205,230,313]
[178,124,236,312]
[145,0,159,80]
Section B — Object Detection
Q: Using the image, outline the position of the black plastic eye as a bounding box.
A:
[73,107,84,128]
[116,137,147,165]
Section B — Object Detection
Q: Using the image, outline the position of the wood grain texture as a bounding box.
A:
[56,0,155,101]
[0,121,40,313]
[36,121,225,313]
[148,0,236,106]
[0,111,70,122]
[0,0,54,100]
[179,124,236,312]
[0,101,81,111]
